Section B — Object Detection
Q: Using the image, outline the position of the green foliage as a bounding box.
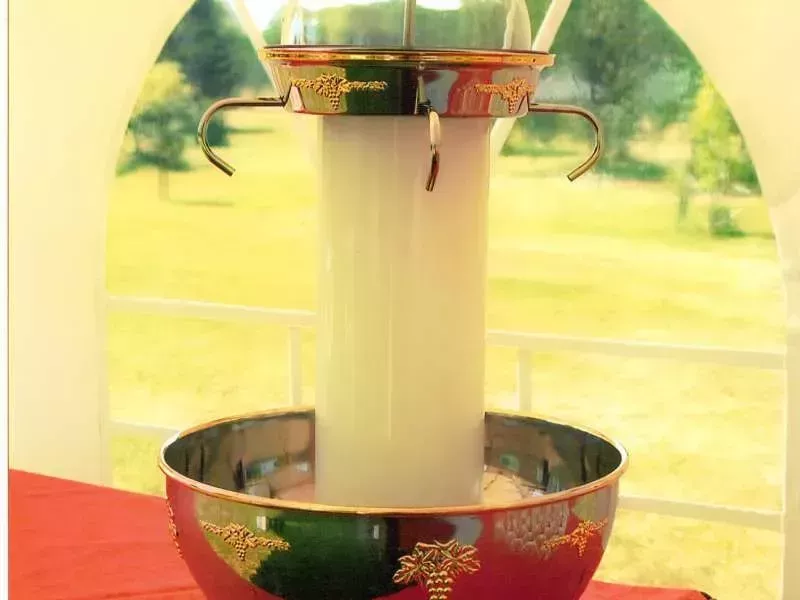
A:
[708,203,745,238]
[501,125,575,157]
[511,111,568,148]
[685,75,759,237]
[596,156,668,181]
[521,0,701,166]
[126,62,197,173]
[688,75,759,195]
[161,0,267,145]
[161,0,262,98]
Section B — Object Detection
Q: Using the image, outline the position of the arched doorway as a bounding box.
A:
[9,0,799,598]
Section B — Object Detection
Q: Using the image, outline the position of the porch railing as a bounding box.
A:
[107,294,786,534]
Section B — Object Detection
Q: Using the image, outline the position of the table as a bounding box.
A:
[9,470,712,599]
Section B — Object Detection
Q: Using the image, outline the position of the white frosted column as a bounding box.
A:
[314,117,490,507]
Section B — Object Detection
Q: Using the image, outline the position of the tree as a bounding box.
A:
[126,62,197,202]
[686,75,759,237]
[160,0,266,145]
[521,0,701,167]
[688,75,759,195]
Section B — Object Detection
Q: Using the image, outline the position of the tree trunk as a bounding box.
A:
[677,192,690,223]
[157,168,169,202]
[676,168,692,225]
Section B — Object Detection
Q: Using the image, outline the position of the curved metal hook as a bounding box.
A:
[425,108,441,192]
[527,103,604,181]
[198,96,286,176]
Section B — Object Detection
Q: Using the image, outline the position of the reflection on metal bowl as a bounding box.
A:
[160,408,627,600]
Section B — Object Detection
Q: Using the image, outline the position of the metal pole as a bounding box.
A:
[402,0,416,47]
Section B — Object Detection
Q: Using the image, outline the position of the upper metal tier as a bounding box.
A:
[259,46,554,118]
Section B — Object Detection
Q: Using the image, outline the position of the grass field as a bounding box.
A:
[108,109,786,599]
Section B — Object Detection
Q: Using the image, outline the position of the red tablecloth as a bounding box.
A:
[9,470,711,600]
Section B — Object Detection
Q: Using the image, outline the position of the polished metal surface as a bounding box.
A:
[162,408,625,511]
[260,47,548,118]
[197,96,287,176]
[425,108,440,192]
[259,47,555,66]
[529,103,604,181]
[161,408,626,600]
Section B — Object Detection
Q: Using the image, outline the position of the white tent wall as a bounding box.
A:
[7,0,799,597]
[8,0,194,485]
[644,3,800,597]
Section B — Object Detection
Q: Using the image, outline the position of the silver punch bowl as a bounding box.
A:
[160,407,627,600]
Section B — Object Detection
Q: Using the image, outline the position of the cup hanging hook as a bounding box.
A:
[198,96,287,176]
[426,109,441,192]
[527,102,603,180]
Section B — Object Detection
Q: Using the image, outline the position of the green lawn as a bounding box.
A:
[108,109,786,599]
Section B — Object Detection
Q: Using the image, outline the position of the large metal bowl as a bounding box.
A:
[160,407,627,600]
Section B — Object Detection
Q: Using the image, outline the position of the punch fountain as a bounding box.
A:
[159,2,628,598]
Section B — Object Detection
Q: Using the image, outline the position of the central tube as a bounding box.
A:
[314,116,490,507]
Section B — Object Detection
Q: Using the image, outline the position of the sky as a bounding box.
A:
[228,0,464,30]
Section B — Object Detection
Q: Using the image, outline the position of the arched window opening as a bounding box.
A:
[107,2,784,599]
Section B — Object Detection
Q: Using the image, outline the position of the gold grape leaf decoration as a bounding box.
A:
[474,78,534,113]
[542,518,608,557]
[200,521,290,562]
[292,73,388,110]
[166,501,182,557]
[393,539,480,600]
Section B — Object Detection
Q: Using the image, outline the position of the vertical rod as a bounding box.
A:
[517,349,533,412]
[771,187,800,600]
[782,262,800,600]
[402,0,416,47]
[288,327,303,406]
[231,0,266,53]
[532,0,573,52]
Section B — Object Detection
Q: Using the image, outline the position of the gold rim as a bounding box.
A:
[259,46,556,67]
[159,406,628,516]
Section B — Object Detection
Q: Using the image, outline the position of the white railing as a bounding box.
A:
[107,294,786,533]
